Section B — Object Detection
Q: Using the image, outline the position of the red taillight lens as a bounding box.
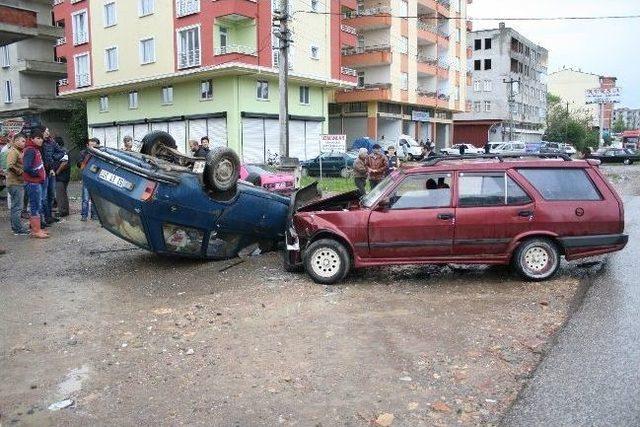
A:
[140,180,157,201]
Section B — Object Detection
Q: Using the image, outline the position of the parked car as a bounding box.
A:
[285,155,627,285]
[82,131,290,259]
[486,142,504,153]
[240,164,295,195]
[440,144,484,155]
[540,142,564,154]
[493,141,526,155]
[587,148,640,165]
[351,137,376,153]
[394,134,424,160]
[301,151,357,178]
[562,144,577,156]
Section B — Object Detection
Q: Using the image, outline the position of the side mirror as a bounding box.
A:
[377,197,391,211]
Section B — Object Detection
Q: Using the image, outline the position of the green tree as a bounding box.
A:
[68,103,88,150]
[612,117,627,133]
[543,93,599,152]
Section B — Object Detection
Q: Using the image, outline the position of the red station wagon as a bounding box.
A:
[284,156,628,284]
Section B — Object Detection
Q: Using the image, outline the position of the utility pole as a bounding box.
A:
[504,77,520,141]
[273,0,291,158]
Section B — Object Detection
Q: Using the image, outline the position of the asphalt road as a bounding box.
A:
[503,195,640,426]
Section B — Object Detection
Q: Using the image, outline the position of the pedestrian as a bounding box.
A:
[122,135,133,151]
[458,144,466,156]
[0,134,10,207]
[387,146,400,173]
[22,128,49,238]
[78,137,100,221]
[41,127,64,225]
[366,144,388,189]
[353,148,368,196]
[424,144,438,159]
[6,132,30,235]
[195,136,210,158]
[53,136,70,217]
[484,142,491,154]
[188,139,200,156]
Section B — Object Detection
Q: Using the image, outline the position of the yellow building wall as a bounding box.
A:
[548,70,600,126]
[288,0,331,80]
[89,0,174,86]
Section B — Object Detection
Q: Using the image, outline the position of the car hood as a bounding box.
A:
[296,189,361,213]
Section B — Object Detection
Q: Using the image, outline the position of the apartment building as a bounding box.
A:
[53,0,357,163]
[613,107,640,131]
[1,0,75,137]
[328,0,471,149]
[454,23,548,146]
[548,68,618,130]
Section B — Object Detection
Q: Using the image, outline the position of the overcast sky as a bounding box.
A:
[469,0,640,107]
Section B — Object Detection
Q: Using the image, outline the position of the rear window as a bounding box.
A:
[517,168,602,201]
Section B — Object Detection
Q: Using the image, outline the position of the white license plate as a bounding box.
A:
[193,161,205,174]
[275,182,287,189]
[98,169,134,190]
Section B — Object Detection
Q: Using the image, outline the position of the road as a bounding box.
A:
[503,195,640,426]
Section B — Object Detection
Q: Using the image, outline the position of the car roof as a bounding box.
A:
[408,157,591,173]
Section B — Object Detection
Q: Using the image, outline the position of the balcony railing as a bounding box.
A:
[417,87,437,97]
[438,93,450,101]
[55,37,66,46]
[417,55,437,65]
[352,82,391,90]
[75,73,90,88]
[214,44,255,56]
[417,21,437,33]
[341,44,391,55]
[344,6,392,18]
[176,0,200,17]
[437,28,450,39]
[340,24,357,35]
[340,66,357,77]
[436,0,450,9]
[178,49,200,68]
[57,78,68,86]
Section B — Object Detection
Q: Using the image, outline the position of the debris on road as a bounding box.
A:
[374,412,394,426]
[48,399,74,411]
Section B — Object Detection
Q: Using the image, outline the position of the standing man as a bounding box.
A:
[6,133,30,235]
[41,127,64,224]
[195,136,210,158]
[22,128,49,238]
[458,144,466,156]
[188,140,200,156]
[353,148,368,196]
[122,135,133,151]
[387,146,400,173]
[78,138,100,221]
[484,142,491,154]
[366,144,388,189]
[53,136,70,218]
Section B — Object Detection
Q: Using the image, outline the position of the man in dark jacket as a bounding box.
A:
[41,128,65,224]
[366,144,388,189]
[78,138,100,221]
[53,136,70,217]
[353,148,368,196]
[195,136,210,158]
[22,128,49,238]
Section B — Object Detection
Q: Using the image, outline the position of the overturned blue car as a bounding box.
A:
[82,131,295,259]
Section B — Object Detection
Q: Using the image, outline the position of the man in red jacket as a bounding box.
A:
[22,128,49,238]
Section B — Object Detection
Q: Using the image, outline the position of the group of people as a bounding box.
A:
[188,136,211,158]
[352,144,391,195]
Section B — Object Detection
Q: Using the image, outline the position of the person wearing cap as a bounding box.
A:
[387,146,400,174]
[353,148,368,196]
[366,144,388,189]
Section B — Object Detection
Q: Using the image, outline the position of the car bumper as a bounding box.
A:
[559,233,629,260]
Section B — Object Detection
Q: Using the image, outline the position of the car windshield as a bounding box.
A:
[245,165,269,175]
[362,174,398,208]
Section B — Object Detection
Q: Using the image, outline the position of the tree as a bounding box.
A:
[543,93,599,152]
[612,117,627,133]
[68,103,88,151]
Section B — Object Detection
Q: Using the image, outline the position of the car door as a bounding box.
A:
[453,171,534,256]
[368,173,455,258]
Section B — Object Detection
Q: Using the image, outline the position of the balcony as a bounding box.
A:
[340,66,357,77]
[343,7,392,30]
[417,0,438,12]
[417,55,437,76]
[335,83,391,103]
[176,0,200,17]
[214,44,255,56]
[18,60,67,77]
[342,44,391,67]
[178,49,201,69]
[416,87,437,107]
[436,0,450,16]
[340,23,358,46]
[55,37,66,46]
[211,0,257,19]
[417,21,437,45]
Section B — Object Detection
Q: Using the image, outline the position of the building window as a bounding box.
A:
[72,10,89,45]
[0,46,9,68]
[104,2,116,27]
[400,72,408,90]
[139,0,154,17]
[484,38,492,49]
[219,27,228,52]
[139,38,155,64]
[256,80,269,100]
[3,80,13,104]
[484,101,491,112]
[357,71,365,88]
[99,96,109,112]
[399,36,408,54]
[474,39,481,50]
[200,79,213,100]
[400,0,408,16]
[104,46,118,72]
[129,91,138,109]
[74,53,91,87]
[473,80,481,92]
[473,101,481,112]
[176,0,200,17]
[299,86,310,105]
[483,80,493,92]
[474,60,481,71]
[484,59,492,70]
[161,86,173,105]
[177,26,201,69]
[310,45,319,60]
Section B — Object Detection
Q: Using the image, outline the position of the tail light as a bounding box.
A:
[140,180,157,201]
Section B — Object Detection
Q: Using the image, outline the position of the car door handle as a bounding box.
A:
[438,213,454,220]
[518,210,534,217]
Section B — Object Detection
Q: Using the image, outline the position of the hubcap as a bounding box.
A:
[310,247,341,278]
[523,246,552,275]
[214,158,234,184]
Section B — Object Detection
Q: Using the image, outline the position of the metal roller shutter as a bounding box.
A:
[104,126,118,148]
[305,121,322,160]
[242,118,264,164]
[133,123,149,142]
[91,127,106,144]
[151,122,169,132]
[207,117,227,147]
[119,125,133,147]
[263,119,280,163]
[168,121,187,153]
[188,119,207,141]
[342,117,366,143]
[289,120,306,161]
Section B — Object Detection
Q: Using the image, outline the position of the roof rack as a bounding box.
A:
[422,153,573,166]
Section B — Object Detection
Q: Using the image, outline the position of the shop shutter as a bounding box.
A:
[188,119,207,141]
[289,120,306,161]
[91,127,106,144]
[305,121,322,160]
[342,117,366,143]
[104,126,119,148]
[119,125,134,147]
[151,122,169,132]
[133,123,149,142]
[207,117,227,147]
[263,118,280,163]
[168,120,187,153]
[242,118,265,164]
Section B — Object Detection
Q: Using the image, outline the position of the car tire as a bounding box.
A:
[512,237,560,281]
[245,172,262,187]
[303,238,351,285]
[204,147,241,193]
[340,167,353,179]
[623,159,632,165]
[140,131,178,156]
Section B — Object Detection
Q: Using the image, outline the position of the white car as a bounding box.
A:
[562,144,577,155]
[493,142,526,155]
[440,143,484,155]
[486,142,504,153]
[394,134,424,160]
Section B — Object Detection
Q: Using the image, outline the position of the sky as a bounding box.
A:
[470,0,640,108]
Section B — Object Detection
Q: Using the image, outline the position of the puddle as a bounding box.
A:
[57,365,90,398]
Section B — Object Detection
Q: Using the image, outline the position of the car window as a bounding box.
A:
[389,174,452,209]
[458,173,532,207]
[362,174,396,208]
[517,168,602,201]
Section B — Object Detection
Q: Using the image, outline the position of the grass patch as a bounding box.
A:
[300,176,356,194]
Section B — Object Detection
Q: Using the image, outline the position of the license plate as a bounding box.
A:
[98,170,134,191]
[275,182,287,189]
[193,161,205,174]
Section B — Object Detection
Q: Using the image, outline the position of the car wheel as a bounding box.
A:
[623,159,632,165]
[303,238,351,285]
[204,147,241,193]
[340,167,353,178]
[245,172,262,187]
[512,238,560,281]
[140,131,178,157]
